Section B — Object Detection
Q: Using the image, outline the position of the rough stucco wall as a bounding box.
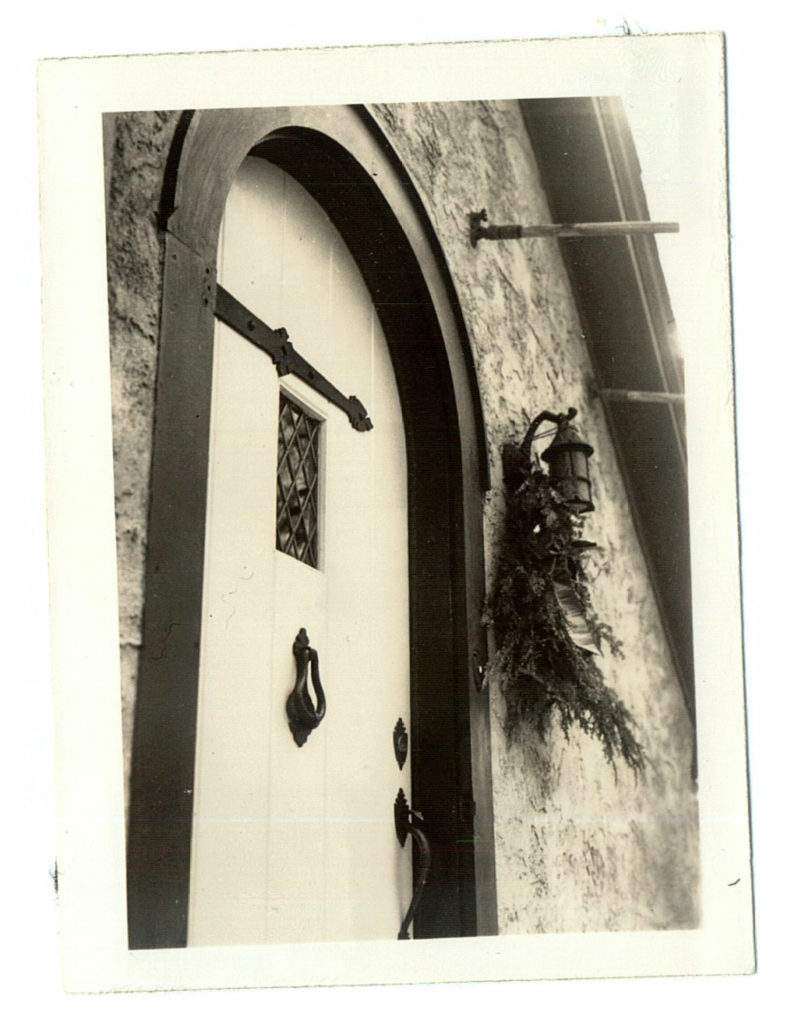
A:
[371,100,699,932]
[104,111,180,805]
[106,102,699,931]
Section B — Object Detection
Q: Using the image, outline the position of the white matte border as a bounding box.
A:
[36,31,753,996]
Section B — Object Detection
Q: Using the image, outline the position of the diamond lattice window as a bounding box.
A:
[276,394,321,567]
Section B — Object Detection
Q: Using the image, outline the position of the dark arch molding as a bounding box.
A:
[126,105,496,949]
[167,106,489,490]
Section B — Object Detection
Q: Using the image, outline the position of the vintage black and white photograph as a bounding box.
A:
[37,32,753,991]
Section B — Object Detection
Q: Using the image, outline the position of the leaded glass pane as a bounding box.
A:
[276,394,320,567]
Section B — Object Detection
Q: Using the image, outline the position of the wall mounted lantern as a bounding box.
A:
[539,410,595,514]
[504,407,594,514]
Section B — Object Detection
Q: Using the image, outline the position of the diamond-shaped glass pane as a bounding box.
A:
[276,394,320,567]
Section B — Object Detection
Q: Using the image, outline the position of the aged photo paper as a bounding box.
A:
[38,33,753,993]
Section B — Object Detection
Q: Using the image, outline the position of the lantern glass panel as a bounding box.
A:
[568,478,593,514]
[547,445,593,513]
[546,448,566,483]
[569,448,588,478]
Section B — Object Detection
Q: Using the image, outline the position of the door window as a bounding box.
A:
[276,393,321,567]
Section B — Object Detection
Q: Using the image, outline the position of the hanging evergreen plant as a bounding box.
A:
[486,456,645,775]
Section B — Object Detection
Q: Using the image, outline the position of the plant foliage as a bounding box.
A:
[487,458,645,775]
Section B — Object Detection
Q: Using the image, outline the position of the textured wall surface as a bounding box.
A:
[371,101,699,932]
[106,100,699,932]
[104,110,182,804]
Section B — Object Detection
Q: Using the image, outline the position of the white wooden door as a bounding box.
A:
[188,156,413,945]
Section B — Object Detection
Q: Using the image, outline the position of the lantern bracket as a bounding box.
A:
[502,406,594,515]
[518,407,579,461]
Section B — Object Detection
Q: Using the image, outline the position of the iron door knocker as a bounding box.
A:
[286,628,326,747]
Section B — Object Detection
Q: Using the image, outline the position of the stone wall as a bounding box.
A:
[104,110,182,806]
[105,100,699,932]
[371,100,699,932]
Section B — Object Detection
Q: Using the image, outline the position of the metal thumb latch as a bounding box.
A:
[286,628,326,747]
[394,789,431,940]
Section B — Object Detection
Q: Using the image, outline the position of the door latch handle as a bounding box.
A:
[286,628,326,747]
[394,788,431,940]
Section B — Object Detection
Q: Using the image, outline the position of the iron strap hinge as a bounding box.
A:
[214,283,373,432]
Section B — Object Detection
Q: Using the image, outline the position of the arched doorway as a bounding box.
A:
[190,153,414,944]
[126,106,496,948]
